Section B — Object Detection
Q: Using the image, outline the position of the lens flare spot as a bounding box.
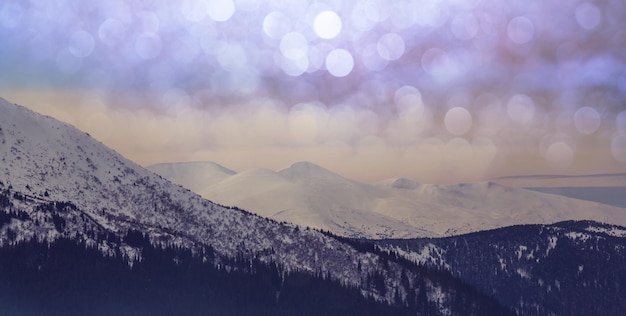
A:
[506,94,535,126]
[280,32,309,60]
[507,16,534,44]
[574,106,601,135]
[444,107,473,136]
[263,11,291,39]
[181,0,208,22]
[325,49,354,77]
[451,12,479,41]
[68,30,95,58]
[314,11,342,39]
[377,33,405,61]
[206,0,235,22]
[575,2,602,30]
[99,19,126,47]
[546,141,574,168]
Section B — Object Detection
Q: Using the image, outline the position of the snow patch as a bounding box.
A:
[585,225,626,237]
[565,232,592,242]
[516,268,531,280]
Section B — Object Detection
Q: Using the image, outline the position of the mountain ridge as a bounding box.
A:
[149,160,626,239]
[0,96,515,314]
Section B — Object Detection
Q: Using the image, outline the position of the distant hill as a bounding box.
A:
[149,161,626,239]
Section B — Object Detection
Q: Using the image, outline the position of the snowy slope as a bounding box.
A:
[151,161,432,238]
[0,97,442,305]
[377,220,626,316]
[149,162,626,239]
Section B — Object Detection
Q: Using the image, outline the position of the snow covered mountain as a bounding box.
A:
[0,97,513,315]
[377,220,626,316]
[149,161,626,239]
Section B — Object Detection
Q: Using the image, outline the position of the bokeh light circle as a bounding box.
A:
[325,49,354,77]
[444,107,473,136]
[507,16,534,44]
[135,34,162,59]
[314,11,342,39]
[377,33,405,61]
[573,106,601,135]
[181,0,208,22]
[451,12,479,40]
[206,0,235,22]
[506,94,535,126]
[263,11,290,39]
[575,2,602,30]
[280,32,309,60]
[99,19,126,47]
[546,141,575,167]
[68,30,95,58]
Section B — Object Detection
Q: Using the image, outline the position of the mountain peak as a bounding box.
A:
[278,161,343,180]
[384,177,421,190]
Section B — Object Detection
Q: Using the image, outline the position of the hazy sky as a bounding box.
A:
[1,0,626,183]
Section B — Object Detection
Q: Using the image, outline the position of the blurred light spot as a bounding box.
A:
[364,0,390,23]
[451,12,479,40]
[361,44,388,71]
[281,55,309,77]
[507,16,534,44]
[611,135,626,162]
[68,30,95,58]
[0,3,24,29]
[99,19,126,47]
[573,106,601,135]
[575,2,602,30]
[444,107,473,136]
[421,48,458,82]
[135,34,162,59]
[617,111,626,135]
[546,141,574,168]
[181,0,208,22]
[325,49,354,77]
[314,11,342,39]
[307,43,333,71]
[263,11,291,39]
[377,33,405,61]
[394,86,423,108]
[415,1,450,27]
[206,0,235,22]
[506,94,535,126]
[280,32,309,60]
